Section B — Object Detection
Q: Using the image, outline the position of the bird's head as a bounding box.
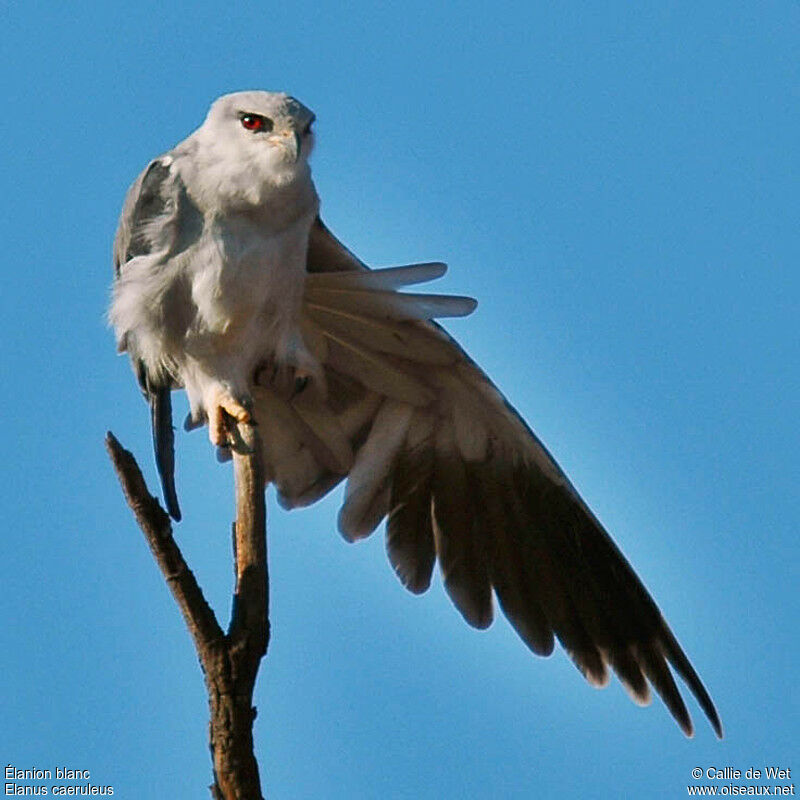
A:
[191,90,317,206]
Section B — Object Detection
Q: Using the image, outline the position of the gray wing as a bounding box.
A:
[275,220,722,737]
[306,216,369,274]
[115,158,174,275]
[113,156,200,521]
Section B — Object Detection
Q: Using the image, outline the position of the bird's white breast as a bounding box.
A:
[185,207,315,372]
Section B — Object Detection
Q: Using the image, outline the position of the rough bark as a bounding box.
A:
[106,426,268,800]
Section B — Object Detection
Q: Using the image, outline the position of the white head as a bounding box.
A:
[188,90,317,207]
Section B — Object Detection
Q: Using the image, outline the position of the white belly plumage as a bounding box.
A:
[176,210,316,423]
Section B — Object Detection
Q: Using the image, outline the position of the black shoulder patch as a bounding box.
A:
[125,160,174,263]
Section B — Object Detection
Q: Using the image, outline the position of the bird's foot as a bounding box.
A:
[207,389,253,447]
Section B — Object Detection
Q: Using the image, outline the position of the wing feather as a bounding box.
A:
[636,642,693,736]
[324,335,434,406]
[274,219,724,736]
[468,456,554,655]
[304,305,457,366]
[306,287,477,321]
[431,418,493,629]
[338,400,414,541]
[386,410,437,594]
[112,157,203,521]
[307,261,447,290]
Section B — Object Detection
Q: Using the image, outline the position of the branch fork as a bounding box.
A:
[106,424,268,800]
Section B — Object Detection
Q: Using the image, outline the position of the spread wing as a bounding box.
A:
[112,156,201,521]
[250,217,722,737]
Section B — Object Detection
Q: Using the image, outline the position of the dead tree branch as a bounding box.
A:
[106,427,268,800]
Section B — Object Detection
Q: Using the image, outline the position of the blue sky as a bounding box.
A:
[1,2,797,798]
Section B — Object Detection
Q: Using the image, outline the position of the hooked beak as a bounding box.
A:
[292,130,302,163]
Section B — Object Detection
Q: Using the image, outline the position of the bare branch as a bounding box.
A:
[207,423,268,799]
[105,432,224,650]
[106,427,269,799]
[230,422,269,651]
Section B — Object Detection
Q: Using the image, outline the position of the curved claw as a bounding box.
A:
[184,411,206,432]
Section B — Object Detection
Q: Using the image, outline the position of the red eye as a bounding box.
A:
[241,114,264,131]
[239,113,273,132]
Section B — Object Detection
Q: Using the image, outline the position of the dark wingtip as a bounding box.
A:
[679,716,695,739]
[708,706,724,739]
[660,627,724,739]
[150,385,182,523]
[163,487,182,522]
